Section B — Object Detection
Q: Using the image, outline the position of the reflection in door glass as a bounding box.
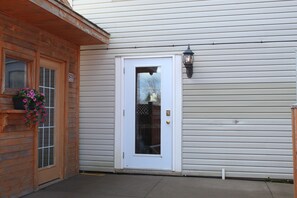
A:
[135,67,161,155]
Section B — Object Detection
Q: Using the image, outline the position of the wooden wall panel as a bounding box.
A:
[292,106,297,198]
[0,12,80,197]
[0,132,34,197]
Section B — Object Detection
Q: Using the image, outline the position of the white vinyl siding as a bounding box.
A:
[79,56,115,171]
[75,0,297,179]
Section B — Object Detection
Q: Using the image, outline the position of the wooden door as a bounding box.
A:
[37,57,65,185]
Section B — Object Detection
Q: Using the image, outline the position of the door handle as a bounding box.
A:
[166,120,170,125]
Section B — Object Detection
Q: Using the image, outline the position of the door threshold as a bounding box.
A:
[37,178,62,190]
[115,169,181,176]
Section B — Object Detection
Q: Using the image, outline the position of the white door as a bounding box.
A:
[124,57,173,170]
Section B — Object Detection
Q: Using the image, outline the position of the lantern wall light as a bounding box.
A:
[183,44,194,78]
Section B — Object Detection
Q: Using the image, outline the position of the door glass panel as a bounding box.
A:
[38,67,55,168]
[135,67,161,155]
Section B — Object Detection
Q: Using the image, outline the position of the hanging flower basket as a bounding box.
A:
[12,88,47,126]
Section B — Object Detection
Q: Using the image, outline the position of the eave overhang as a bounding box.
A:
[0,0,110,45]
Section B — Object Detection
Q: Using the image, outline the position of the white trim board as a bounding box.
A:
[114,55,182,172]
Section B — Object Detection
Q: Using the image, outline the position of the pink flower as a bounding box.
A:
[17,88,47,126]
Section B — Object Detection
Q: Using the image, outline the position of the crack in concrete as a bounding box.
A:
[265,182,275,198]
[144,177,164,198]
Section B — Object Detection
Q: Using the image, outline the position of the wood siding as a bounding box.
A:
[74,0,297,179]
[0,124,34,197]
[0,13,80,197]
[291,106,297,198]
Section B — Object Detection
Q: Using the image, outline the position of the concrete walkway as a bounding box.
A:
[24,173,293,198]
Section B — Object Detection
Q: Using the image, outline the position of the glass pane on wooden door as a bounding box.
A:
[38,67,55,168]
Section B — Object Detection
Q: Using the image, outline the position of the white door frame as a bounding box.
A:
[115,55,182,172]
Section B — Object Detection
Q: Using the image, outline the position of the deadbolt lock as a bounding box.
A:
[166,120,170,125]
[166,110,171,116]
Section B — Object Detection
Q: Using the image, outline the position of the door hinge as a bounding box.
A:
[123,109,125,116]
[123,152,125,159]
[123,67,125,74]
